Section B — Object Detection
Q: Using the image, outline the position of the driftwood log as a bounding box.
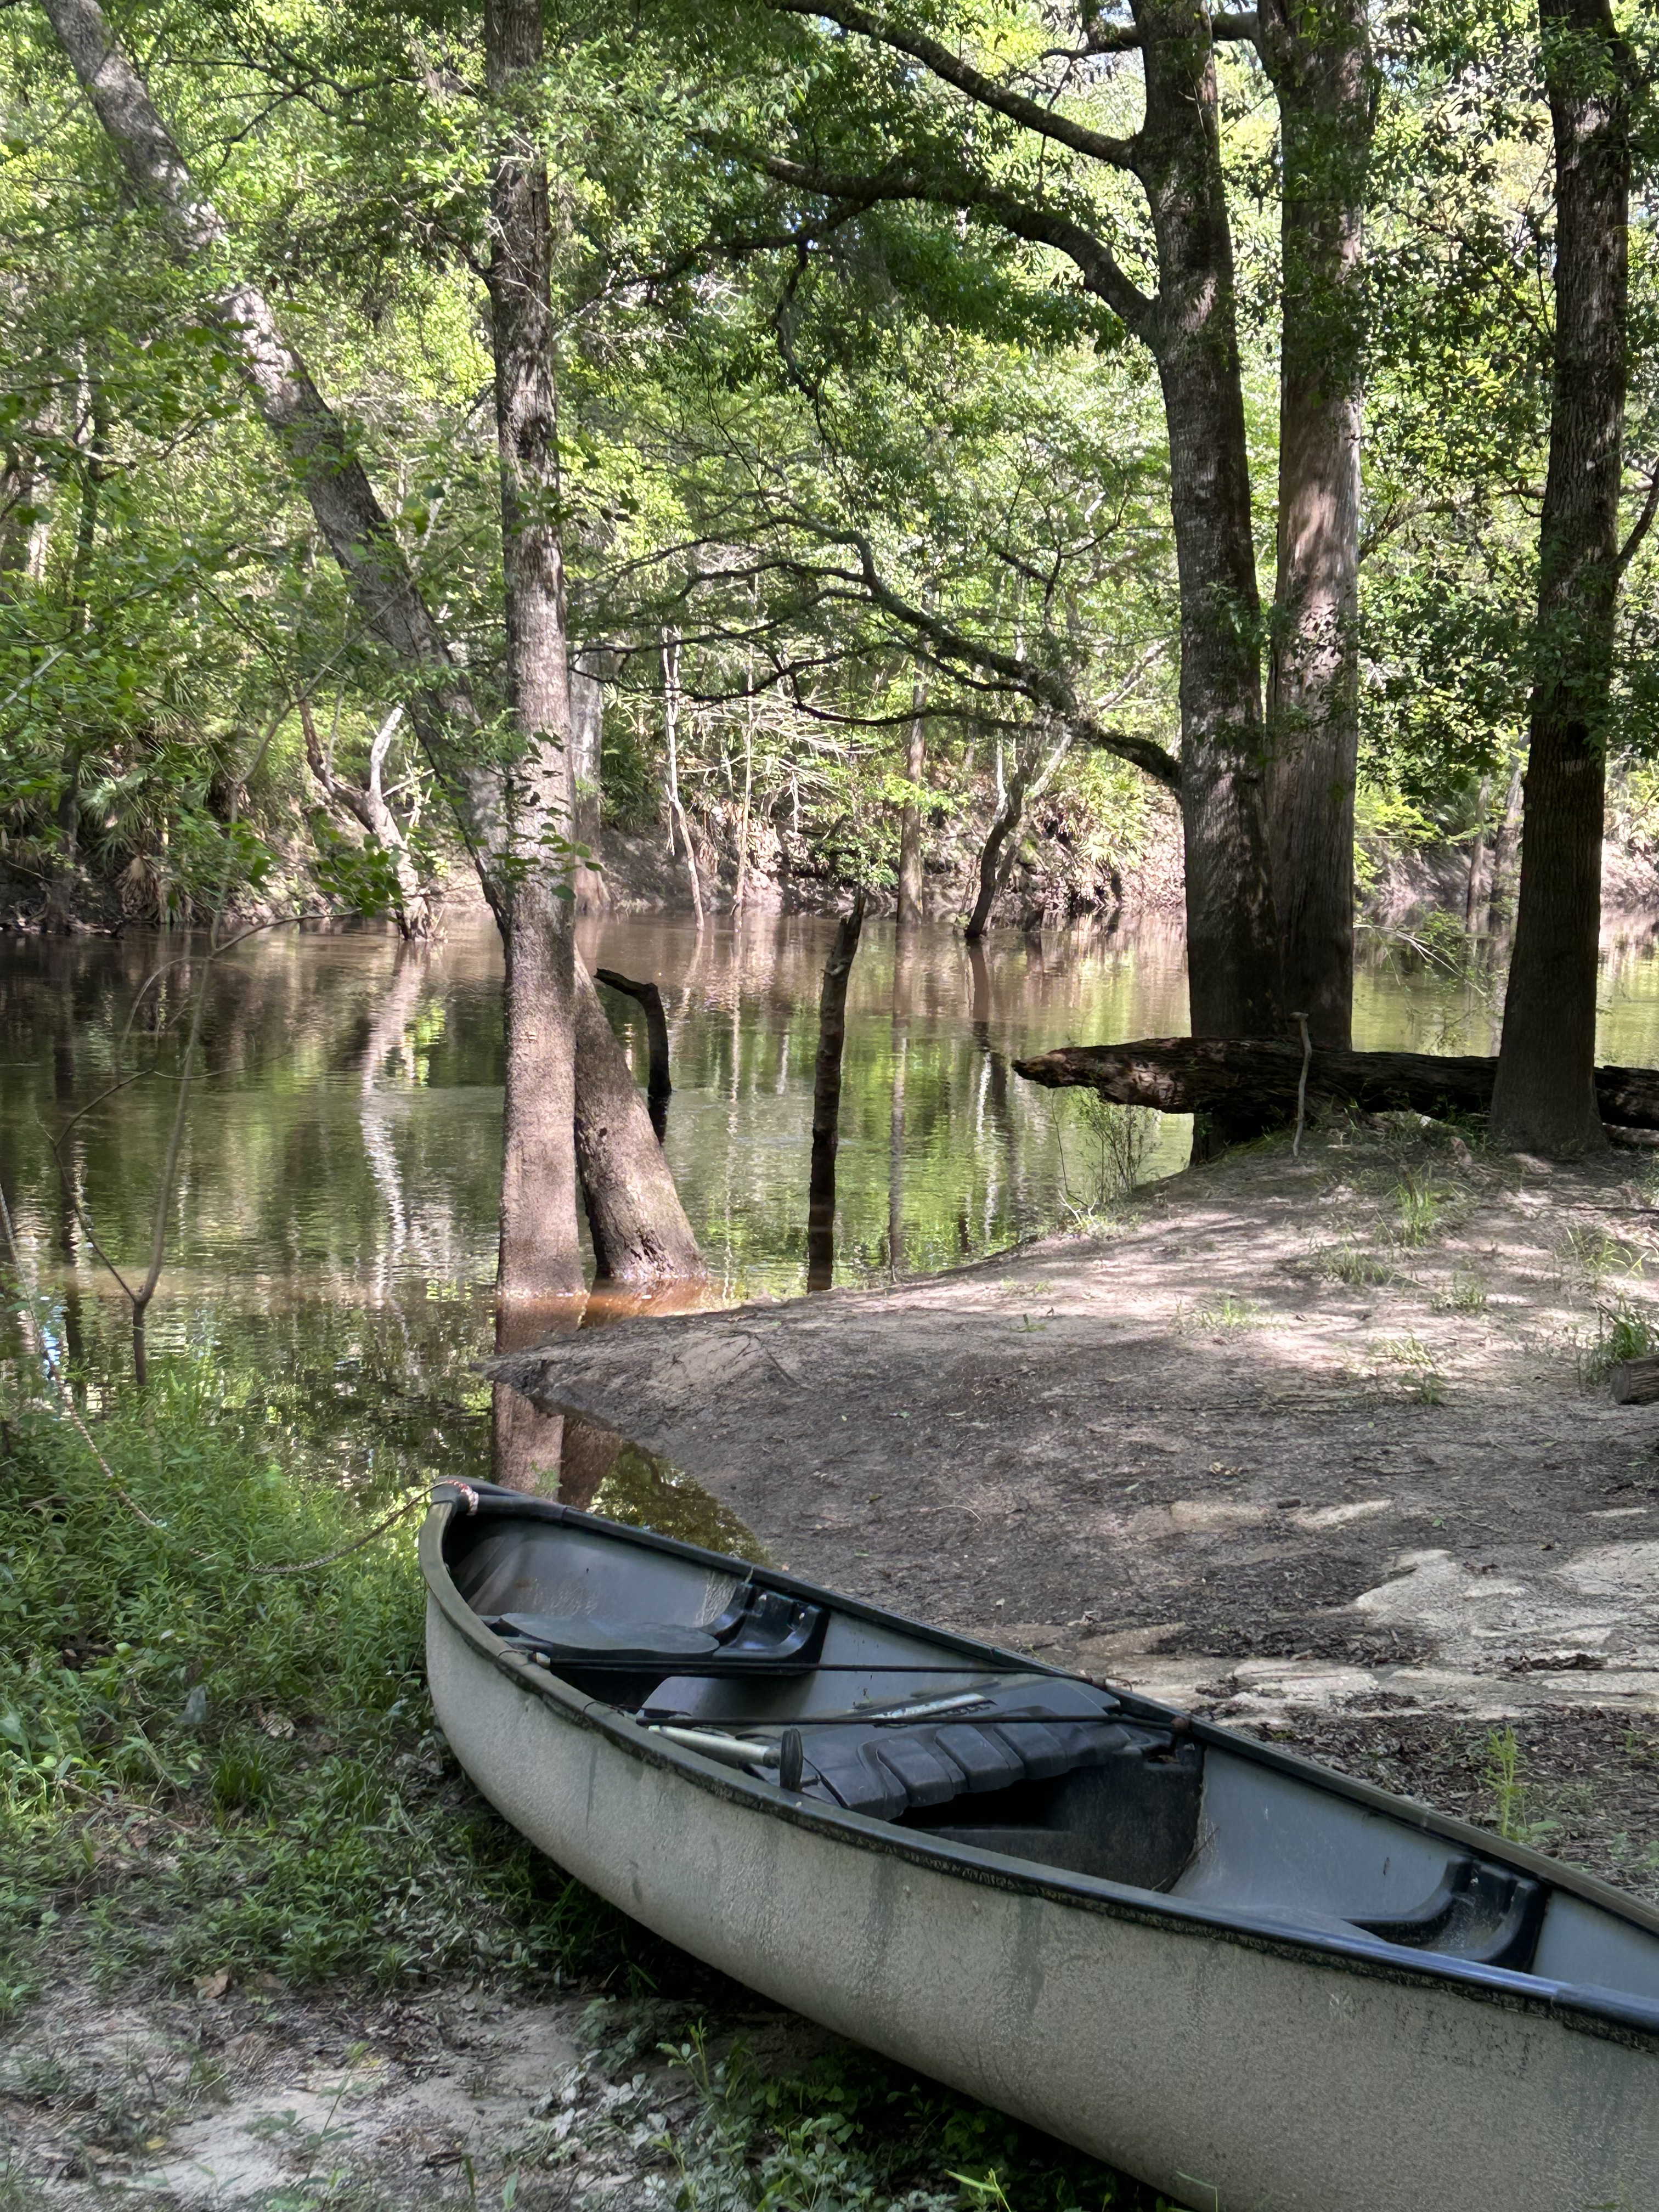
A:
[1013,1037,1659,1135]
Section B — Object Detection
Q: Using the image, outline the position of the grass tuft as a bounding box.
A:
[1583,1298,1659,1382]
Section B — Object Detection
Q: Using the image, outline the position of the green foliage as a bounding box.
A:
[650,2024,1177,2211]
[1586,1297,1659,1380]
[0,1373,641,2008]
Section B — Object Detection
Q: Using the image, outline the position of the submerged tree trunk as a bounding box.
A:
[896,675,927,927]
[806,893,866,1292]
[486,0,583,1305]
[1490,0,1630,1154]
[1256,0,1373,1049]
[1138,0,1281,1040]
[574,959,706,1281]
[44,0,704,1284]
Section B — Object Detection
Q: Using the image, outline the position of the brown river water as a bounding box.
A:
[7,909,1659,1502]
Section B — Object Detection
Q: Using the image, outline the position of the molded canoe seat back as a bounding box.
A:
[490,1583,828,1675]
[1353,1855,1547,1972]
[799,1678,1129,1825]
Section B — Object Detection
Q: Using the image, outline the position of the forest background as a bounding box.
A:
[3,0,1656,1009]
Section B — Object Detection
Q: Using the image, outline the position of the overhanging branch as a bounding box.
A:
[763,0,1140,172]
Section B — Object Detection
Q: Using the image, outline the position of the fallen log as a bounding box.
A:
[1012,1037,1659,1135]
[1609,1356,1659,1406]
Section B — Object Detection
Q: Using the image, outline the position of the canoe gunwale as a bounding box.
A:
[421,1489,1659,2051]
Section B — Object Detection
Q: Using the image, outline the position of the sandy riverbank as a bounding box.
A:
[505,1114,1659,1893]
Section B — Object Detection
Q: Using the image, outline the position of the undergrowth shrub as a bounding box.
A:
[0,1368,641,2011]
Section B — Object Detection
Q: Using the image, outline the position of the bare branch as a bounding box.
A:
[805,523,1180,789]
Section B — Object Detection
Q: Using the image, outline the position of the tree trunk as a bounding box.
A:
[896,674,927,926]
[596,967,672,1140]
[301,698,433,939]
[1487,759,1525,934]
[43,0,703,1282]
[888,924,913,1274]
[662,628,704,924]
[1256,0,1372,1049]
[570,657,610,912]
[964,780,1021,944]
[806,893,866,1291]
[1137,0,1281,1040]
[1464,778,1491,933]
[486,0,583,1305]
[574,958,706,1281]
[1014,1033,1659,1132]
[1490,0,1629,1154]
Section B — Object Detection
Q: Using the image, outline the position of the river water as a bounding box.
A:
[7,908,1659,1497]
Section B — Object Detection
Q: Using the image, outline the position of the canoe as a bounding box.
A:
[422,1480,1659,2212]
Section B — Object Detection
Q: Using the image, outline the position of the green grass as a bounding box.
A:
[610,2017,1178,2212]
[0,1367,639,2013]
[0,1368,1182,2211]
[1390,1170,1448,1248]
[1584,1298,1659,1382]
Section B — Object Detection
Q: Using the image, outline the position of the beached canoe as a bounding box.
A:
[422,1480,1659,2212]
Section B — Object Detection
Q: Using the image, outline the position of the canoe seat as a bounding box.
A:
[493,1613,719,1663]
[798,1678,1132,1825]
[1351,1855,1547,1972]
[488,1583,827,1674]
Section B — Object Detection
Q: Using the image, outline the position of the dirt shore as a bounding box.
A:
[506,1115,1659,1894]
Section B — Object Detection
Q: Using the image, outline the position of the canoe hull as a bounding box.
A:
[428,1594,1659,2212]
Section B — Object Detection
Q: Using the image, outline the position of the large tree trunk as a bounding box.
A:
[1015,1034,1659,1133]
[43,0,703,1280]
[896,674,927,926]
[1489,0,1630,1154]
[1256,0,1372,1049]
[486,0,583,1304]
[1137,0,1282,1041]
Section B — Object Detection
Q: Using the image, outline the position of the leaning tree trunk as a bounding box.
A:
[1137,0,1282,1041]
[964,766,1024,944]
[486,0,584,1304]
[1489,0,1630,1154]
[1257,0,1373,1050]
[43,0,703,1279]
